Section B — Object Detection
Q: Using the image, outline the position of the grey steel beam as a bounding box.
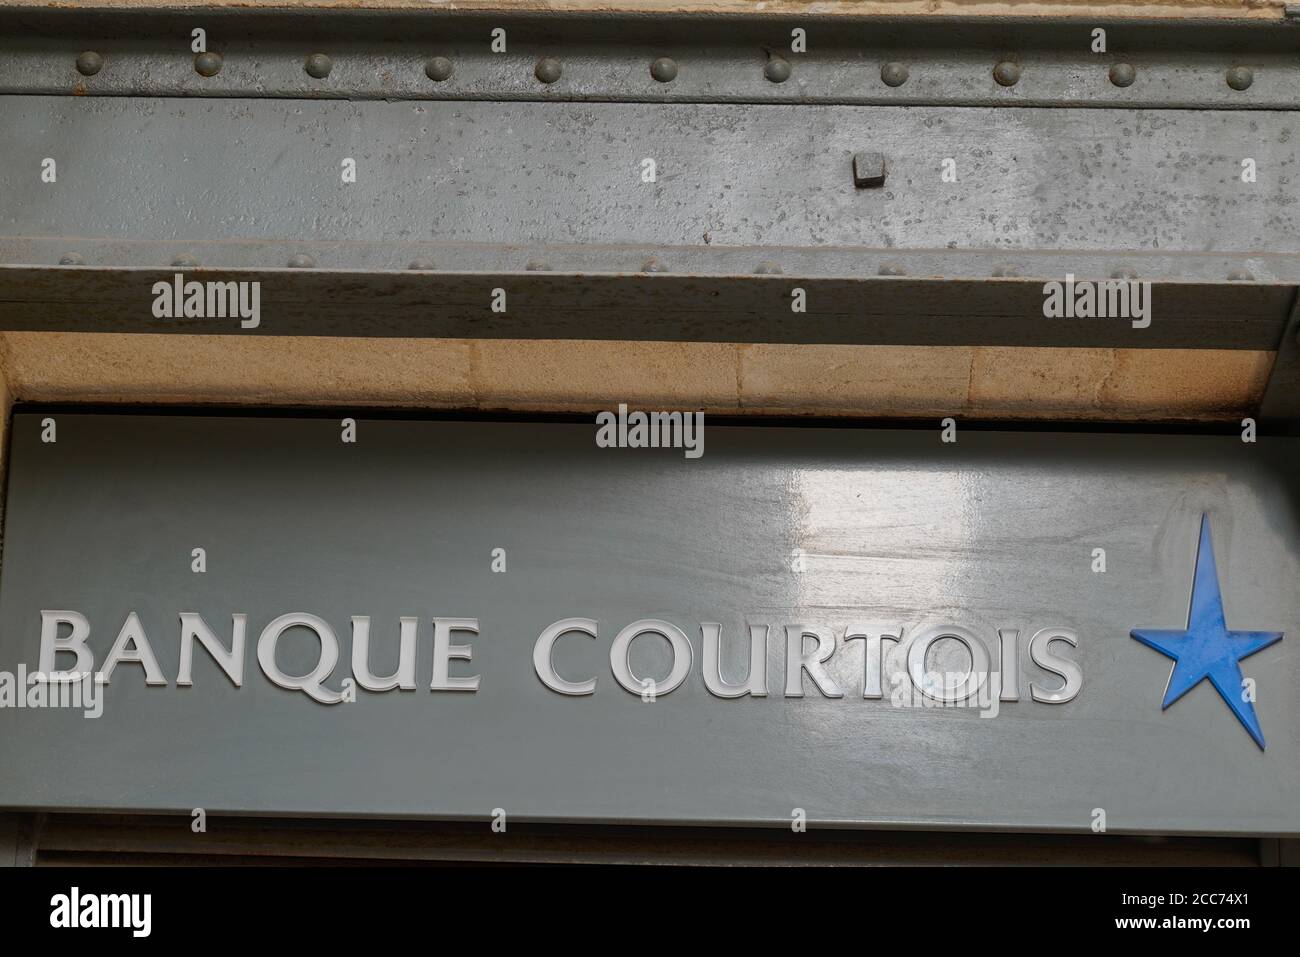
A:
[2,94,1297,349]
[4,239,1298,284]
[3,97,1297,269]
[2,17,1298,375]
[1,10,1299,110]
[0,267,1292,349]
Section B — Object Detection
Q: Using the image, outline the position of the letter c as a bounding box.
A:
[533,617,598,695]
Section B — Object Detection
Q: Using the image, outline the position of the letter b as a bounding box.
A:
[39,610,94,677]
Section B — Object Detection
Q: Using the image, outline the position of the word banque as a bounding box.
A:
[151,273,261,329]
[37,611,1082,711]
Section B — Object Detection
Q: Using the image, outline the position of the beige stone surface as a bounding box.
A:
[0,333,477,408]
[740,343,975,417]
[471,339,740,411]
[0,332,1273,422]
[742,343,1274,419]
[4,0,1282,18]
[1096,349,1277,416]
[968,346,1275,419]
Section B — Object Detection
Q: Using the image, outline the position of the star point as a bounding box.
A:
[1130,514,1282,750]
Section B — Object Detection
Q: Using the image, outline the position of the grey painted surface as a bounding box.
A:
[3,243,1300,284]
[5,94,1296,347]
[0,413,1297,834]
[0,267,1291,348]
[3,11,1299,111]
[4,98,1298,256]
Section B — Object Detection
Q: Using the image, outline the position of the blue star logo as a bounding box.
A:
[1131,514,1283,750]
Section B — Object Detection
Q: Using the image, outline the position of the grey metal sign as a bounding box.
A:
[0,413,1296,834]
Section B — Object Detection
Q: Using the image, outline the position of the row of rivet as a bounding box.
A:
[70,50,1258,91]
[48,254,1256,281]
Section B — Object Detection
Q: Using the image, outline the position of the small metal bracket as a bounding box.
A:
[852,152,887,189]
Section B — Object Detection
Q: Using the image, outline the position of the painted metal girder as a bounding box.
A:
[2,10,1299,413]
[2,10,1299,110]
[1,95,1297,349]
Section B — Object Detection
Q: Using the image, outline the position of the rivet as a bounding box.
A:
[878,261,906,276]
[58,253,85,266]
[764,55,791,84]
[75,51,104,77]
[525,259,551,271]
[1227,268,1254,282]
[641,257,669,273]
[287,254,316,268]
[425,57,454,82]
[1226,66,1253,91]
[194,51,223,77]
[408,258,436,270]
[754,261,783,275]
[880,62,908,88]
[1110,267,1139,281]
[171,255,200,268]
[535,57,562,84]
[304,53,333,79]
[852,151,886,189]
[650,57,678,83]
[1109,63,1136,88]
[993,60,1021,87]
